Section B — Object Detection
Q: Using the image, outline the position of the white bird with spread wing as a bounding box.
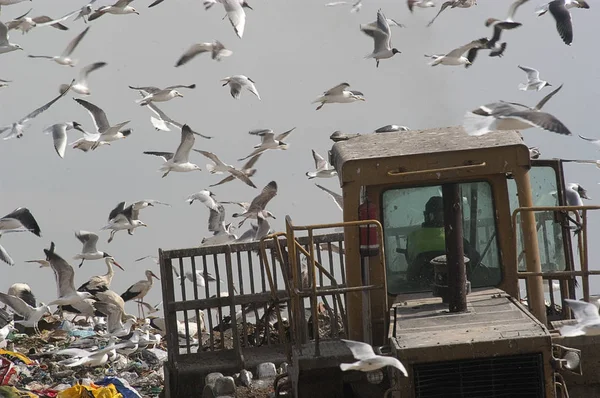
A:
[306,150,337,179]
[312,83,365,111]
[360,9,401,68]
[232,181,278,227]
[28,27,90,67]
[238,128,295,161]
[194,150,257,188]
[340,339,408,375]
[0,291,50,334]
[144,125,202,178]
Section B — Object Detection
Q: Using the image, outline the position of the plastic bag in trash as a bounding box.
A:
[57,384,123,398]
[68,330,96,339]
[95,378,141,398]
[0,357,17,386]
[0,385,39,397]
[0,350,34,366]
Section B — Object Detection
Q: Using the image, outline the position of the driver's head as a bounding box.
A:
[424,196,444,226]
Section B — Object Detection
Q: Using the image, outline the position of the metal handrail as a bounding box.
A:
[512,205,600,312]
[282,216,388,356]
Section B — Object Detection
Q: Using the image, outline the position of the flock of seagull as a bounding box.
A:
[0,0,595,374]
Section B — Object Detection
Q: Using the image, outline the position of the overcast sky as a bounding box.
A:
[0,0,598,312]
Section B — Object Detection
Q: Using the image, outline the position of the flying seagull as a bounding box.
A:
[74,98,132,148]
[306,150,337,179]
[144,124,202,177]
[28,27,90,67]
[408,0,436,12]
[205,0,253,39]
[325,0,362,13]
[73,230,121,268]
[0,20,22,55]
[6,9,72,34]
[312,83,365,110]
[175,40,232,66]
[57,0,99,24]
[463,84,571,136]
[425,38,487,66]
[210,154,262,188]
[360,9,401,68]
[485,0,529,28]
[239,127,295,161]
[560,298,600,336]
[340,339,408,375]
[101,201,150,243]
[43,122,84,159]
[221,75,260,100]
[427,0,477,27]
[518,65,551,91]
[232,181,278,227]
[59,61,107,96]
[0,291,50,334]
[129,84,195,106]
[0,207,41,236]
[539,0,590,45]
[194,150,257,188]
[0,80,74,140]
[88,0,140,21]
[44,242,96,319]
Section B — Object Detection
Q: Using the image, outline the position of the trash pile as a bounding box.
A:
[0,314,167,398]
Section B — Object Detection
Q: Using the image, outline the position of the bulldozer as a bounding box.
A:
[157,126,598,397]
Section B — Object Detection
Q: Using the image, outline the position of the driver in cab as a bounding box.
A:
[405,196,480,286]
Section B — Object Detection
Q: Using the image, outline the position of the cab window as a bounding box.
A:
[382,182,502,294]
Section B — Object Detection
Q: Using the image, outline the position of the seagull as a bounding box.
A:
[121,270,160,318]
[541,0,590,45]
[58,0,98,24]
[0,21,22,55]
[340,339,408,375]
[312,83,365,110]
[425,38,487,66]
[0,207,41,236]
[518,65,551,91]
[73,230,121,268]
[144,124,202,178]
[374,125,410,133]
[206,0,253,39]
[221,75,260,100]
[6,9,71,34]
[306,150,337,179]
[88,0,140,21]
[535,0,588,16]
[59,62,107,96]
[427,0,477,27]
[186,189,219,209]
[129,84,195,106]
[565,182,590,206]
[360,9,401,68]
[74,98,132,147]
[210,154,262,188]
[175,41,232,66]
[180,269,218,287]
[0,80,73,140]
[43,122,84,159]
[560,299,600,336]
[140,94,212,139]
[236,216,271,242]
[408,0,436,12]
[529,146,541,159]
[201,223,237,246]
[315,184,343,212]
[194,150,257,188]
[232,181,277,227]
[463,84,571,136]
[485,0,529,28]
[238,128,295,161]
[325,0,362,13]
[0,78,10,88]
[44,242,96,319]
[101,201,149,243]
[28,27,90,67]
[0,292,50,334]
